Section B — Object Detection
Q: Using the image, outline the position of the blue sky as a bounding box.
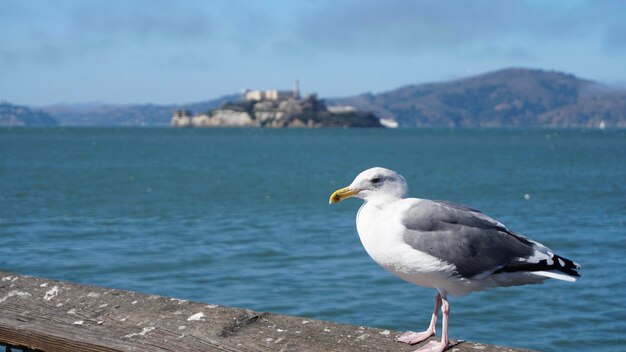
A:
[1,0,625,106]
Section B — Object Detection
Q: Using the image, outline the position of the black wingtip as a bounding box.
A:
[554,254,581,277]
[497,253,581,278]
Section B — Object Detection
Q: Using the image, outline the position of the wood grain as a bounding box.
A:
[0,271,532,352]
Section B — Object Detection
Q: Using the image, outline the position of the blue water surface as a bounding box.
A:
[1,127,624,351]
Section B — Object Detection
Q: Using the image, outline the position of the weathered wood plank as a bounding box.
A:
[0,271,532,352]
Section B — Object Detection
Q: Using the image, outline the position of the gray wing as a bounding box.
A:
[401,200,534,278]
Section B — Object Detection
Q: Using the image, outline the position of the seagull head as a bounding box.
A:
[329,167,409,204]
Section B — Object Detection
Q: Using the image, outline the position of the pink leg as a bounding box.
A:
[412,295,450,352]
[397,293,441,345]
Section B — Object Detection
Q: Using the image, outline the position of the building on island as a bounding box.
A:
[244,80,300,101]
[191,113,212,127]
[327,105,357,113]
[171,109,192,127]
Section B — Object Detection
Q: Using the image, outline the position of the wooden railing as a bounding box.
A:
[0,271,530,352]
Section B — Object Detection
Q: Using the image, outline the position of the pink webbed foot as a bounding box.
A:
[412,340,448,352]
[397,330,435,345]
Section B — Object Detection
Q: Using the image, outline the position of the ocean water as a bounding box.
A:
[1,127,624,351]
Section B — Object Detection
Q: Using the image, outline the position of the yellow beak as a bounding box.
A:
[329,186,359,204]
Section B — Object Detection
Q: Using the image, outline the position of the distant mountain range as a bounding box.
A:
[38,94,239,126]
[2,68,625,127]
[0,102,58,126]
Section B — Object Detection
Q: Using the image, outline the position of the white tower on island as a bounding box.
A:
[294,79,300,100]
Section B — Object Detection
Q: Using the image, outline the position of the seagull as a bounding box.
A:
[329,167,580,352]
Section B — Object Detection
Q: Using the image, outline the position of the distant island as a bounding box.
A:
[171,83,382,128]
[2,68,625,127]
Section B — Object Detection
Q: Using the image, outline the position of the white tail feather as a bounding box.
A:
[531,270,577,282]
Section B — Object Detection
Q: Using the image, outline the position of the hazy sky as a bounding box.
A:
[1,0,625,106]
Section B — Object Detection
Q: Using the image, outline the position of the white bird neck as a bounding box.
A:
[362,193,405,207]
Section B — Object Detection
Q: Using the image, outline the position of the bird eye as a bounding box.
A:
[371,176,381,184]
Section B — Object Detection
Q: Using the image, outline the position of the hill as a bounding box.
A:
[330,68,626,127]
[0,102,58,126]
[42,94,239,126]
